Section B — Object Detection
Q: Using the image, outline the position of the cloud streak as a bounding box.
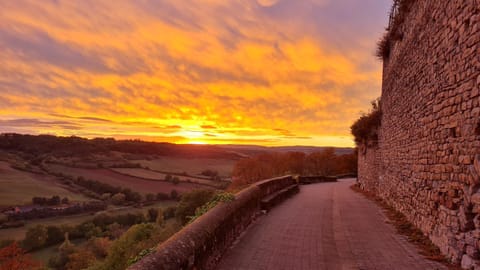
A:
[0,0,391,146]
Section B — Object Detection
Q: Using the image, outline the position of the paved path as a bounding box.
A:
[217,179,446,270]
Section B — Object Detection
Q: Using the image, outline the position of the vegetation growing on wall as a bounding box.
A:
[351,99,382,147]
[376,0,416,60]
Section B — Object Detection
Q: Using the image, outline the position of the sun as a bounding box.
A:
[188,141,207,145]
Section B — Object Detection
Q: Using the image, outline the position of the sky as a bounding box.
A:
[0,0,391,147]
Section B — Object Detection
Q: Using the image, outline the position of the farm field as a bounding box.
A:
[0,201,176,241]
[133,157,236,178]
[111,168,224,187]
[0,161,90,207]
[46,164,211,195]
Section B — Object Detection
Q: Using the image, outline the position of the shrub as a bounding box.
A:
[111,193,126,205]
[156,192,169,201]
[187,192,235,224]
[172,177,180,185]
[170,189,178,200]
[145,193,155,202]
[175,189,216,225]
[94,223,157,270]
[22,225,48,251]
[146,208,158,223]
[376,33,390,60]
[156,209,164,226]
[163,206,176,220]
[351,98,382,146]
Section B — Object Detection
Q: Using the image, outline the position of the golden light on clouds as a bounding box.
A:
[0,0,391,147]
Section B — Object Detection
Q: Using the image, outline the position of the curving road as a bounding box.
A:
[217,179,446,270]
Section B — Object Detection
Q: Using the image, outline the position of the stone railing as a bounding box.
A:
[129,175,297,270]
[299,175,337,184]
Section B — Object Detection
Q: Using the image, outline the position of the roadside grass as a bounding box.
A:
[350,184,462,270]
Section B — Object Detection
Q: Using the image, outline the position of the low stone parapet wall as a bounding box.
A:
[299,175,337,184]
[129,175,296,270]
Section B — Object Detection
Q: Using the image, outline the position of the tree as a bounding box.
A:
[175,189,216,225]
[95,223,157,270]
[170,189,178,200]
[86,237,111,258]
[0,242,40,270]
[111,193,126,205]
[61,197,69,204]
[305,148,336,176]
[165,174,173,182]
[22,225,47,251]
[156,209,164,226]
[100,193,111,201]
[65,249,96,270]
[172,177,180,185]
[156,192,169,200]
[46,225,64,246]
[147,208,158,222]
[49,233,76,270]
[145,193,155,202]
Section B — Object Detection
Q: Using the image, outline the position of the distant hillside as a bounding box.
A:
[0,133,241,159]
[0,133,354,160]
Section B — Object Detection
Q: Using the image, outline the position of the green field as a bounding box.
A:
[0,161,90,207]
[30,239,86,265]
[0,201,176,241]
[111,168,224,187]
[133,157,236,178]
[47,164,210,195]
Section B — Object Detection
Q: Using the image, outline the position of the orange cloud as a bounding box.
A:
[0,0,390,147]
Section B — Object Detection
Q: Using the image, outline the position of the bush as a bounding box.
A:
[145,193,155,202]
[172,177,180,185]
[94,223,157,270]
[156,209,164,226]
[175,189,216,225]
[111,193,126,205]
[156,192,169,200]
[187,192,235,224]
[163,206,176,220]
[351,98,382,146]
[170,190,178,200]
[22,225,48,251]
[146,208,158,223]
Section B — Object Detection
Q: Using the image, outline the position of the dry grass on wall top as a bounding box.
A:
[350,184,462,270]
[376,0,416,60]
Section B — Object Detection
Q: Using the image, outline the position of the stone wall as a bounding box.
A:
[358,0,480,268]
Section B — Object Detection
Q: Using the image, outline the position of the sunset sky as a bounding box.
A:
[0,0,391,147]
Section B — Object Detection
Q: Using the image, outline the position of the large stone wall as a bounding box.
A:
[358,0,480,268]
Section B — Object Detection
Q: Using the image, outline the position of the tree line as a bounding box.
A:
[231,148,357,188]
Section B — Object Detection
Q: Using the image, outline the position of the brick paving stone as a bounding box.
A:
[216,179,447,270]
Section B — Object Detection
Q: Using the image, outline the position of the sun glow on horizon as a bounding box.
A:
[0,1,390,147]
